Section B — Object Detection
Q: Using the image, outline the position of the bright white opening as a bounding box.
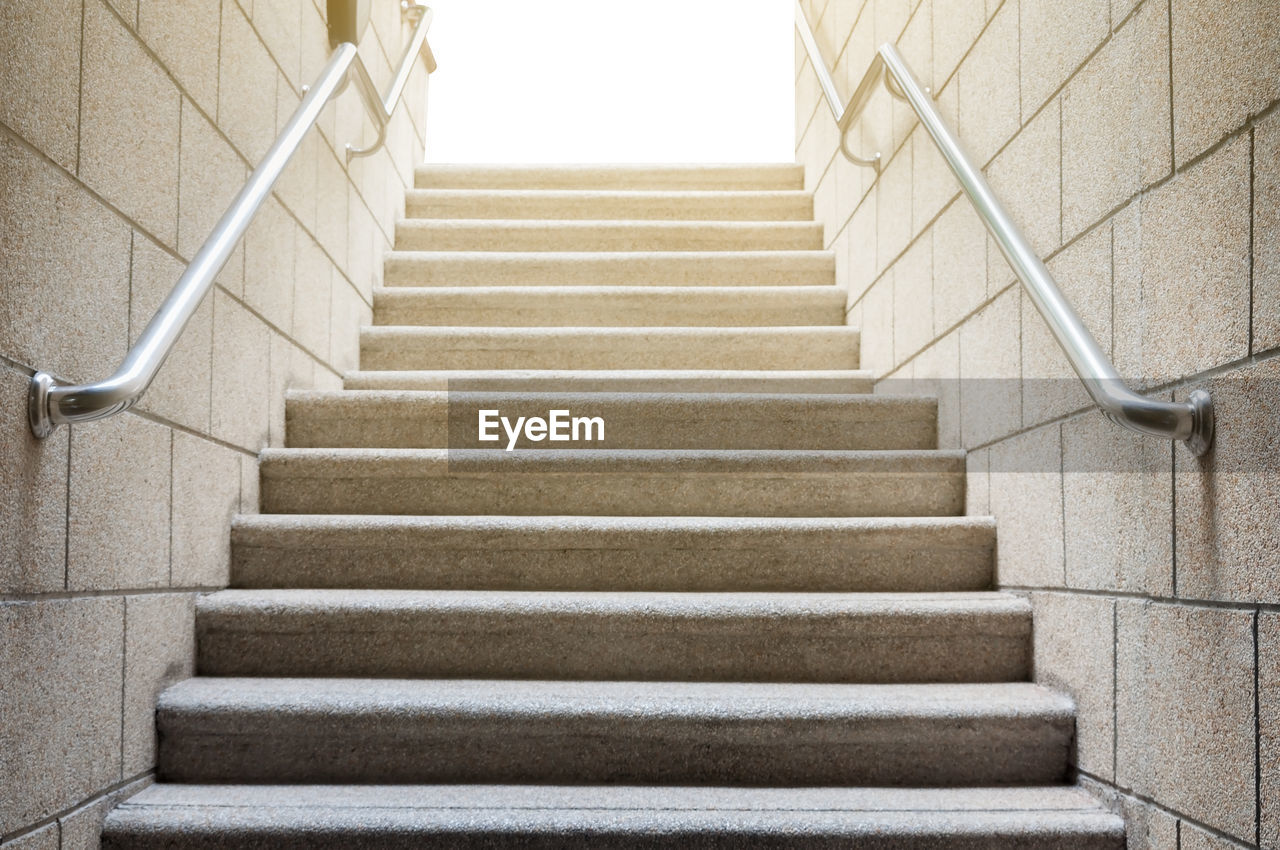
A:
[420,0,796,163]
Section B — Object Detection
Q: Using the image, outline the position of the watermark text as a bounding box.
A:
[478,409,604,450]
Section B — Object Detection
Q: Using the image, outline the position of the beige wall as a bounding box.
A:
[797,0,1278,846]
[0,0,427,844]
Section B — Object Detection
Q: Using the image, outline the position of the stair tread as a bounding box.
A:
[111,782,1114,812]
[361,323,861,341]
[198,588,1029,622]
[373,283,846,297]
[259,447,964,473]
[404,189,813,222]
[407,188,814,199]
[385,249,835,259]
[103,784,1124,849]
[285,388,933,405]
[343,369,876,393]
[362,325,859,335]
[105,783,1124,833]
[374,284,846,296]
[394,219,824,252]
[414,162,806,190]
[232,513,996,541]
[285,389,934,417]
[161,677,1072,718]
[397,218,822,225]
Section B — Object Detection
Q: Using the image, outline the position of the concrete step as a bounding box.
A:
[229,515,996,593]
[405,189,813,221]
[195,589,1030,682]
[359,327,861,372]
[256,449,966,517]
[103,784,1126,849]
[155,678,1074,785]
[343,369,876,394]
[284,391,937,450]
[395,219,824,252]
[382,251,835,287]
[372,286,848,327]
[414,163,806,191]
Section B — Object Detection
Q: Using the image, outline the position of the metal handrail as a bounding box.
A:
[794,2,1214,455]
[793,2,880,169]
[348,2,437,160]
[28,3,436,438]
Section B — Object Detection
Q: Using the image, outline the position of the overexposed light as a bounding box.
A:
[421,0,795,163]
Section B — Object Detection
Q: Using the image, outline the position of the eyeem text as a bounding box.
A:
[478,409,605,451]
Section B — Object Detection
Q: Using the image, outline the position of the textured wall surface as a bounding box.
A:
[797,0,1277,846]
[0,0,428,844]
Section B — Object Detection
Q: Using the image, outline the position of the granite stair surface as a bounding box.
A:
[101,163,1125,848]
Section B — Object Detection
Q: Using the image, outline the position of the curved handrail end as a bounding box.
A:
[839,130,880,171]
[797,36,1217,455]
[24,5,435,439]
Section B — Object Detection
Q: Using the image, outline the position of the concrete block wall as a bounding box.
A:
[0,0,428,844]
[797,0,1278,845]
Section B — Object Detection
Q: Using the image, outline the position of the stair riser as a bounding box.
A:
[359,329,861,372]
[414,164,805,191]
[382,253,835,287]
[395,221,823,252]
[372,288,847,327]
[196,633,1027,683]
[405,191,813,221]
[231,544,993,593]
[343,371,876,394]
[158,714,1070,787]
[259,469,965,517]
[230,518,995,592]
[285,395,937,451]
[196,617,1029,683]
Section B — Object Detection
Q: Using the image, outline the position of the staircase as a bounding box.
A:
[102,164,1125,848]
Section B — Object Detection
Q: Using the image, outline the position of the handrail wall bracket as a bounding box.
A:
[28,373,56,440]
[28,5,435,438]
[402,0,427,23]
[794,2,1214,455]
[1183,389,1215,457]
